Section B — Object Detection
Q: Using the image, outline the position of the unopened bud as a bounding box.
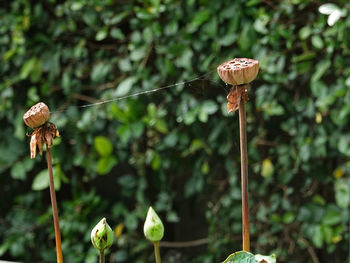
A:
[91,218,113,251]
[143,207,164,242]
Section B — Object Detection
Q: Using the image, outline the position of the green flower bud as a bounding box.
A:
[91,218,113,251]
[143,207,164,242]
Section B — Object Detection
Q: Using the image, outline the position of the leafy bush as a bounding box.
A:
[1,0,349,262]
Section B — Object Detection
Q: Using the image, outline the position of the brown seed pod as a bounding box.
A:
[23,102,50,129]
[217,58,259,86]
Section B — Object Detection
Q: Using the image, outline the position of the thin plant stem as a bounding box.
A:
[99,250,105,263]
[154,242,161,263]
[46,147,64,263]
[238,100,250,252]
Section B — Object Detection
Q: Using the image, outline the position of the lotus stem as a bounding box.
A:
[99,250,105,263]
[46,147,64,263]
[154,242,161,263]
[238,100,250,252]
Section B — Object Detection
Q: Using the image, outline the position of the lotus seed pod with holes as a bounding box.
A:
[91,218,114,251]
[217,58,259,86]
[23,102,50,129]
[143,207,164,242]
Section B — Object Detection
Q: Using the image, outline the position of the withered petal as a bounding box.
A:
[30,134,37,159]
[38,139,44,156]
[45,133,53,148]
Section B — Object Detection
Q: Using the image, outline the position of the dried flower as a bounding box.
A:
[217,58,259,86]
[23,102,59,159]
[226,84,250,113]
[144,207,164,242]
[217,58,259,113]
[91,218,114,251]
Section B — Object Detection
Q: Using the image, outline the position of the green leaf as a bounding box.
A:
[94,136,113,156]
[20,58,36,79]
[311,35,323,49]
[239,24,255,51]
[299,26,311,40]
[95,28,108,41]
[114,77,137,97]
[151,152,161,170]
[154,119,168,133]
[311,225,323,248]
[97,156,117,175]
[110,28,125,40]
[202,100,218,115]
[20,57,42,82]
[312,195,326,206]
[187,9,210,32]
[311,61,331,83]
[322,206,341,226]
[166,211,180,223]
[0,239,11,257]
[130,46,147,61]
[262,101,285,116]
[11,158,34,180]
[321,225,333,244]
[32,168,61,191]
[91,62,112,82]
[334,179,350,209]
[218,34,237,46]
[223,251,256,263]
[118,174,137,189]
[125,213,138,230]
[261,158,274,178]
[282,212,295,224]
[337,135,350,156]
[3,48,17,61]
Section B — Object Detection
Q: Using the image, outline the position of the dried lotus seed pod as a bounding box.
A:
[217,58,259,86]
[23,102,50,129]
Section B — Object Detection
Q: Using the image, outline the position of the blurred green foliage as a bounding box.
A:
[1,0,350,262]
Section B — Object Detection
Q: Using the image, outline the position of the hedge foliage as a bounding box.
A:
[1,0,350,262]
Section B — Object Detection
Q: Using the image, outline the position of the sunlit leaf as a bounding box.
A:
[261,158,274,178]
[318,3,339,15]
[94,136,113,156]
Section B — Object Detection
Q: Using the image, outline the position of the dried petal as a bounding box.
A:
[26,121,59,158]
[30,133,37,159]
[45,132,53,148]
[227,85,250,113]
[37,137,44,156]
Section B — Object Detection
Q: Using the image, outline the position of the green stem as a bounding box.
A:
[46,147,64,263]
[99,250,105,263]
[154,242,161,263]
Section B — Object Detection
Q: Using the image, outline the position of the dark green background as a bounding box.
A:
[0,0,349,262]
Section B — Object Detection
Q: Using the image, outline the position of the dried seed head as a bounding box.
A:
[23,102,50,129]
[217,58,259,86]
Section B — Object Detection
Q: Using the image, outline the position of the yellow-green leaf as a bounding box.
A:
[261,158,274,178]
